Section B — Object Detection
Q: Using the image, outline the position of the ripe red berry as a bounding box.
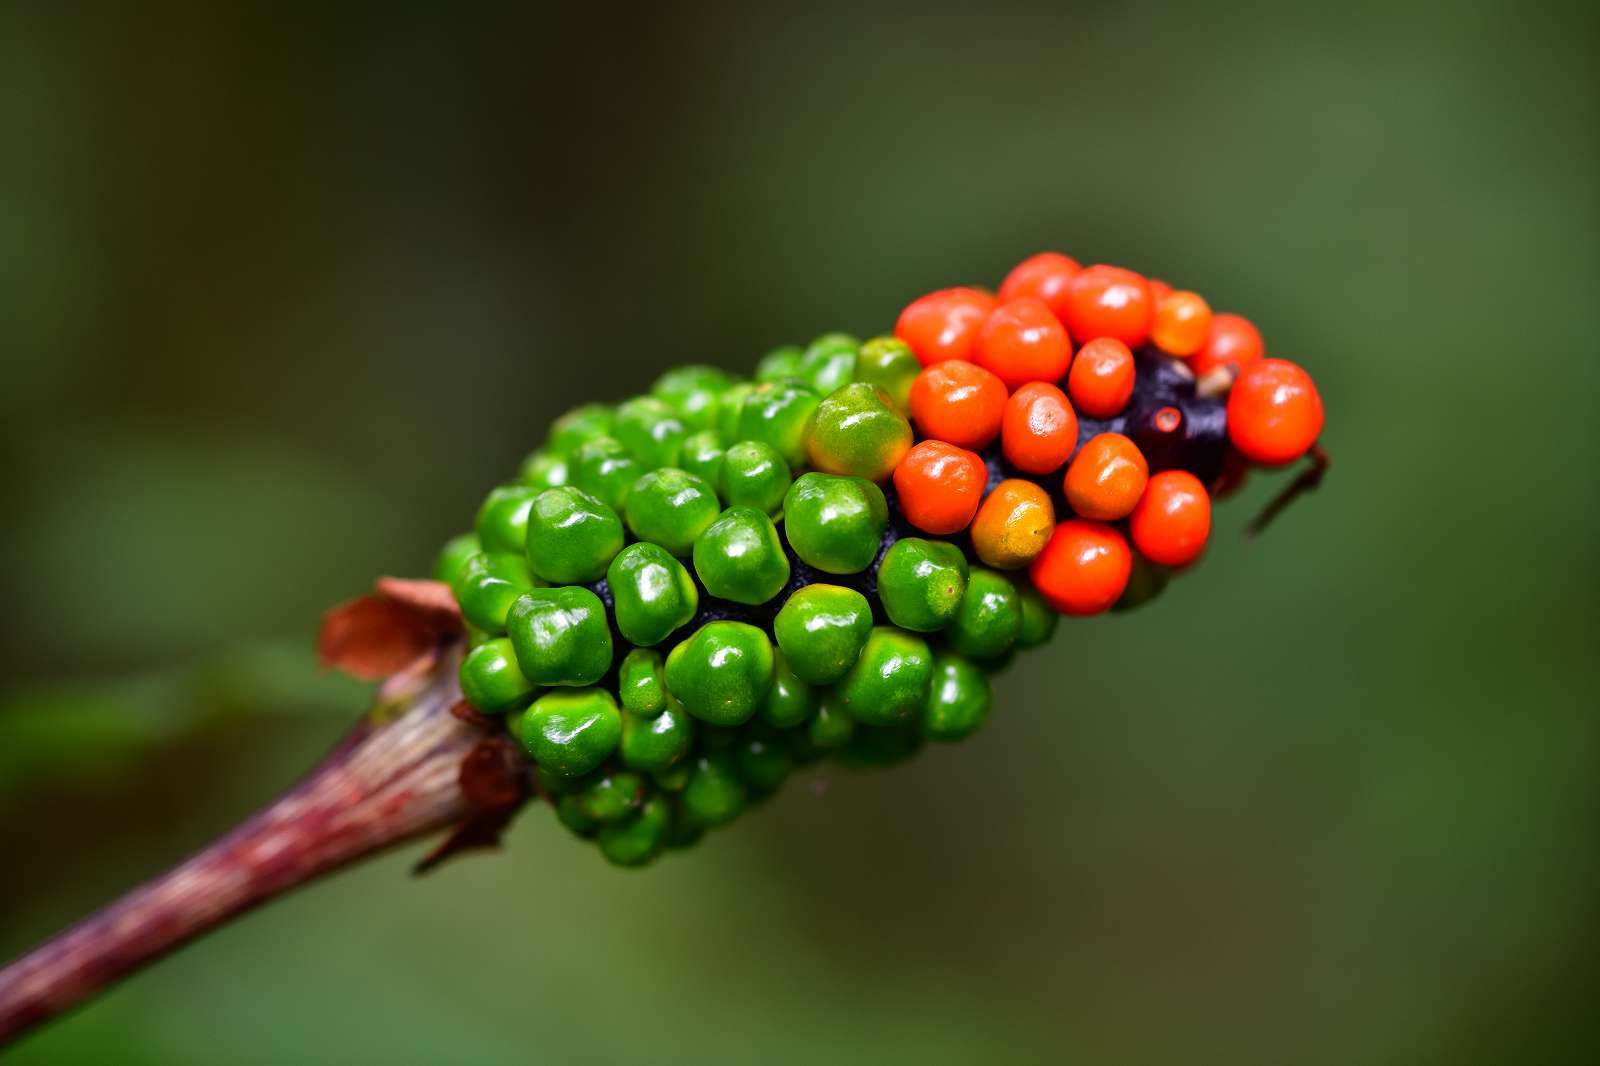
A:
[972,298,1073,389]
[893,440,988,535]
[1147,277,1174,308]
[1064,432,1148,521]
[1001,382,1078,474]
[895,287,996,367]
[1066,337,1136,418]
[1149,290,1213,358]
[1028,519,1132,616]
[1062,264,1152,347]
[1130,470,1211,567]
[998,252,1081,322]
[1191,313,1265,376]
[908,360,1008,449]
[1227,358,1324,466]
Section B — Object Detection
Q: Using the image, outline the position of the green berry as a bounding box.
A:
[715,381,755,443]
[692,507,791,605]
[570,436,642,512]
[760,651,818,729]
[736,379,821,468]
[607,543,699,647]
[920,653,992,741]
[518,688,622,780]
[623,467,720,556]
[620,699,695,773]
[613,395,688,469]
[679,430,727,486]
[433,532,482,586]
[854,336,919,413]
[525,486,624,584]
[682,752,748,827]
[619,648,666,716]
[451,550,535,633]
[475,484,541,554]
[805,383,912,483]
[653,762,693,792]
[1016,586,1058,647]
[718,440,791,515]
[664,621,775,726]
[518,449,570,490]
[947,568,1023,660]
[581,772,646,824]
[781,473,888,574]
[653,365,733,432]
[458,637,536,713]
[877,538,969,632]
[555,793,599,837]
[835,626,933,726]
[772,584,873,684]
[754,344,805,383]
[506,587,613,687]
[735,735,791,794]
[806,696,857,752]
[548,404,615,457]
[598,794,670,867]
[801,332,859,394]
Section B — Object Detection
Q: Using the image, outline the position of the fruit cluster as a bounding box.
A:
[435,252,1325,866]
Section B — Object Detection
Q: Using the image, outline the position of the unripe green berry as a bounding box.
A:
[877,538,970,632]
[653,762,693,792]
[620,699,695,773]
[518,688,622,780]
[735,735,791,795]
[547,404,615,457]
[1016,585,1058,647]
[555,793,598,837]
[518,449,570,490]
[692,507,791,605]
[801,332,859,394]
[772,584,873,684]
[920,653,992,741]
[760,650,818,729]
[715,381,755,442]
[598,794,671,867]
[506,587,613,687]
[434,532,482,586]
[805,696,857,752]
[782,473,888,574]
[947,568,1023,660]
[854,336,919,413]
[805,382,912,483]
[607,543,699,647]
[451,551,535,633]
[525,486,624,584]
[754,344,805,383]
[835,626,934,726]
[459,637,536,713]
[679,430,727,486]
[618,648,666,716]
[664,621,775,726]
[570,436,642,512]
[653,364,734,432]
[475,484,540,555]
[580,772,646,824]
[623,467,720,557]
[613,395,688,470]
[718,440,791,515]
[682,752,748,828]
[736,379,821,468]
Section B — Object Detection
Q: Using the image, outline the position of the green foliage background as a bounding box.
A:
[1,4,1594,1063]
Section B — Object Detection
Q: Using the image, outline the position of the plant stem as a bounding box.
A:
[0,641,515,1048]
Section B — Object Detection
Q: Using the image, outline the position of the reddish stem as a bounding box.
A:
[0,642,514,1048]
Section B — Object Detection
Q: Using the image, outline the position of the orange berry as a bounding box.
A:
[1062,264,1152,347]
[908,360,1008,449]
[1130,470,1211,567]
[998,252,1081,322]
[1066,337,1136,418]
[1147,277,1174,307]
[1028,519,1132,616]
[1149,290,1213,358]
[895,287,996,367]
[972,297,1073,389]
[892,440,988,535]
[1226,358,1324,466]
[1001,382,1078,474]
[1064,432,1148,520]
[1191,313,1264,376]
[970,479,1055,570]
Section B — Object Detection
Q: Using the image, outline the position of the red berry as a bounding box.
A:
[972,298,1073,389]
[893,440,988,535]
[998,252,1081,321]
[1227,358,1324,466]
[1062,264,1152,347]
[1147,277,1174,308]
[1029,519,1132,616]
[1064,432,1148,521]
[1001,382,1078,474]
[908,360,1008,449]
[1150,290,1213,358]
[1066,337,1136,418]
[895,287,996,367]
[1130,470,1211,567]
[1191,313,1265,376]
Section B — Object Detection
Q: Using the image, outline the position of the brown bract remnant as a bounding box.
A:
[317,577,463,680]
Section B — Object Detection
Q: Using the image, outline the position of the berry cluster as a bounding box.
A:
[435,252,1326,867]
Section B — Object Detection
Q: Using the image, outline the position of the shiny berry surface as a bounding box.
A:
[894,286,995,367]
[892,440,987,535]
[1064,432,1149,521]
[1062,264,1152,347]
[997,251,1081,321]
[1227,358,1324,465]
[908,360,1007,449]
[1149,290,1213,357]
[1028,519,1133,616]
[806,382,913,483]
[972,297,1073,389]
[1130,469,1212,567]
[1192,312,1265,376]
[970,478,1055,570]
[1066,337,1136,418]
[782,473,888,574]
[1001,381,1078,474]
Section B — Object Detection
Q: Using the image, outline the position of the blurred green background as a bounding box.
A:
[2,3,1595,1064]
